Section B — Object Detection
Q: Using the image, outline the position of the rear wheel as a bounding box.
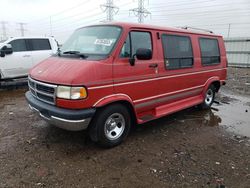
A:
[89,104,131,148]
[200,85,216,109]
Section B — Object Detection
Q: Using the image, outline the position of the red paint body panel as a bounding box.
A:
[29,22,227,124]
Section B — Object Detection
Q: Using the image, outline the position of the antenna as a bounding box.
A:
[181,26,213,33]
[100,0,119,21]
[130,0,151,23]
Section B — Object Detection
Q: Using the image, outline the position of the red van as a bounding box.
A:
[26,22,227,147]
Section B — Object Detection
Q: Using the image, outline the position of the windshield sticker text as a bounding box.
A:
[94,39,114,46]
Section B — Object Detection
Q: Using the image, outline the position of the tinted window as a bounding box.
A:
[9,39,27,52]
[162,34,193,69]
[120,35,131,58]
[30,39,51,51]
[130,31,152,55]
[199,38,220,65]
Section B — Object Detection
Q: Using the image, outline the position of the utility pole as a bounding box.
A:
[100,0,119,21]
[130,0,151,23]
[227,23,231,38]
[50,16,52,36]
[1,21,8,40]
[17,22,27,36]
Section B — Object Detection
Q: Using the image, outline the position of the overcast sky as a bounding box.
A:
[1,0,250,42]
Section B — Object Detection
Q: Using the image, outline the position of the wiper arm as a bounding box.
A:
[57,47,61,56]
[62,51,88,58]
[63,50,81,54]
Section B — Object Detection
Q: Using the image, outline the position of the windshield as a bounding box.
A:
[60,26,122,57]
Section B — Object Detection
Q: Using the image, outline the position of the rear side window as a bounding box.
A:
[162,34,193,69]
[8,39,27,52]
[199,38,220,65]
[29,39,51,51]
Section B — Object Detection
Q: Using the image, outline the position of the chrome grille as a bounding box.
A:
[28,77,57,105]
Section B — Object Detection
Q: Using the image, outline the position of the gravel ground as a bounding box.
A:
[0,67,249,188]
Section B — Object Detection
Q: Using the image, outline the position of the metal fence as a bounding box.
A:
[224,38,250,68]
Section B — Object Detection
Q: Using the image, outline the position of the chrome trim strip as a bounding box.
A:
[35,89,54,97]
[51,116,86,123]
[88,68,227,90]
[28,76,57,88]
[88,84,114,90]
[28,104,91,131]
[135,88,202,109]
[92,76,220,106]
[93,93,133,107]
[40,113,51,121]
[134,85,203,103]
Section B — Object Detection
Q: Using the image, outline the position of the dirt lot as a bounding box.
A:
[0,67,250,188]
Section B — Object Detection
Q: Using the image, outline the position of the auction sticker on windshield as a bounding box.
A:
[94,39,115,46]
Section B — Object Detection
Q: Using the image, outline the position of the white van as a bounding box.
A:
[0,37,58,80]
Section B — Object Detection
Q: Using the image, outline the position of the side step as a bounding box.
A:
[137,95,203,124]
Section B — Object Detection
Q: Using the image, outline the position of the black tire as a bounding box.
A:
[88,104,131,148]
[200,85,216,109]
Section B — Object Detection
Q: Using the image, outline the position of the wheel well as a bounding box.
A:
[97,100,137,126]
[211,81,220,92]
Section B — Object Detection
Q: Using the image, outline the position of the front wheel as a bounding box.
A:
[200,85,216,109]
[89,104,131,148]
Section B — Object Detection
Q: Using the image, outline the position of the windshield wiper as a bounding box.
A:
[62,51,88,58]
[63,50,81,54]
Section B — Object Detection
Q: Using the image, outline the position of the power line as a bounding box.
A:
[28,0,90,24]
[148,0,250,9]
[130,0,151,23]
[101,0,119,21]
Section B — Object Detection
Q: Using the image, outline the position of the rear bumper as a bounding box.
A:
[25,91,96,131]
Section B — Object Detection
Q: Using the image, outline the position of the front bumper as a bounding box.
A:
[25,91,96,131]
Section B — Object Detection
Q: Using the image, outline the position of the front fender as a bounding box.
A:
[93,93,134,107]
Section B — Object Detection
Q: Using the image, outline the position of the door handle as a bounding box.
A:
[149,63,158,68]
[23,55,30,57]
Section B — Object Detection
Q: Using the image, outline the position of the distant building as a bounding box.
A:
[224,38,250,68]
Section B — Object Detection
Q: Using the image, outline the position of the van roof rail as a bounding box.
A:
[180,26,213,33]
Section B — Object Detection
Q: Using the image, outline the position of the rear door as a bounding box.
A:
[113,30,159,113]
[27,39,53,67]
[1,39,32,78]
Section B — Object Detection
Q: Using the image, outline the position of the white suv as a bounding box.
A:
[0,37,58,80]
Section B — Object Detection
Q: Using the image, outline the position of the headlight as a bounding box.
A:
[56,86,87,99]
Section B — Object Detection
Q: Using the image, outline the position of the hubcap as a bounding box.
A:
[104,113,125,140]
[205,89,214,106]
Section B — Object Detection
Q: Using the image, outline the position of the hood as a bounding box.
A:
[30,56,112,86]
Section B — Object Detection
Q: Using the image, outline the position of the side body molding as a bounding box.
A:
[93,94,134,107]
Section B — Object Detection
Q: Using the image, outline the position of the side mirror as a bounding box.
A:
[0,44,13,57]
[136,48,152,60]
[129,48,152,66]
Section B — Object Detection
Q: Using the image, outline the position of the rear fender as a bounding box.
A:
[202,76,220,96]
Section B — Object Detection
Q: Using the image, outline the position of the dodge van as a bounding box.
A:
[0,37,58,81]
[25,22,227,147]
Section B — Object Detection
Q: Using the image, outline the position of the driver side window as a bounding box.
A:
[120,31,152,58]
[8,39,27,52]
[120,35,130,58]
